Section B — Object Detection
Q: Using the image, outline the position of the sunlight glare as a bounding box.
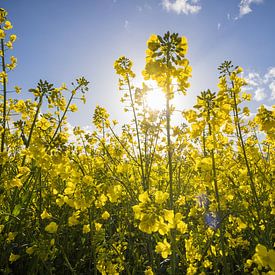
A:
[144,81,166,111]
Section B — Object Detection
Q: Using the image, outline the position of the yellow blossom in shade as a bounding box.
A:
[41,209,52,220]
[0,9,7,24]
[64,181,75,195]
[83,224,90,234]
[56,196,65,207]
[132,204,143,220]
[147,34,159,51]
[0,29,5,39]
[9,178,22,188]
[68,211,80,226]
[155,238,171,258]
[95,194,108,208]
[9,253,20,263]
[0,224,4,233]
[107,185,122,203]
[154,191,169,204]
[176,195,186,206]
[101,211,110,220]
[177,220,188,234]
[157,217,170,236]
[69,104,78,112]
[6,232,16,243]
[50,238,55,246]
[95,222,102,231]
[9,34,16,42]
[253,244,275,270]
[139,191,150,203]
[139,214,159,234]
[163,209,174,224]
[268,251,275,270]
[26,246,36,255]
[45,222,58,233]
[145,266,154,275]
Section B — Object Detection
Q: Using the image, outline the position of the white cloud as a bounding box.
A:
[162,0,201,15]
[254,88,267,101]
[245,72,262,87]
[238,0,264,18]
[265,67,275,80]
[244,67,275,101]
[269,81,275,100]
[217,23,221,30]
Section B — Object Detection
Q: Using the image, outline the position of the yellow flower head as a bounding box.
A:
[10,34,16,42]
[83,224,91,234]
[154,191,169,204]
[0,29,5,39]
[4,20,13,30]
[68,211,80,226]
[101,211,110,220]
[45,222,58,233]
[9,253,20,263]
[155,238,171,258]
[26,246,36,255]
[69,104,78,112]
[95,222,102,231]
[41,209,52,220]
[145,266,154,275]
[0,9,8,24]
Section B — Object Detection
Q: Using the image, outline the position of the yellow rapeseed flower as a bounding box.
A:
[4,20,12,30]
[6,232,16,243]
[155,238,171,258]
[144,266,154,275]
[0,29,5,39]
[41,209,52,220]
[45,222,58,233]
[5,41,13,49]
[9,253,20,263]
[10,34,16,42]
[69,104,78,112]
[101,211,110,220]
[83,224,90,234]
[154,191,169,204]
[68,211,80,226]
[26,246,36,255]
[95,222,102,231]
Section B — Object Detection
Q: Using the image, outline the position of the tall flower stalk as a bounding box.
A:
[143,31,192,273]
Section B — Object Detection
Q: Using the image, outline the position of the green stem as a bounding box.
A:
[165,77,176,273]
[0,37,7,154]
[230,84,261,219]
[207,103,229,274]
[126,75,146,190]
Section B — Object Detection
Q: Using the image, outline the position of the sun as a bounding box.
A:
[144,80,166,111]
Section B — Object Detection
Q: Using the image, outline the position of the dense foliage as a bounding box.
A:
[0,8,274,275]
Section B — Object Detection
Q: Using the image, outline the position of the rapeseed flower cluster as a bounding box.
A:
[0,8,274,274]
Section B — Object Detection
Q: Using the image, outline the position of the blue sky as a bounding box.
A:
[2,0,275,127]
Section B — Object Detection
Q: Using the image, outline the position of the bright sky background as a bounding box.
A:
[2,0,275,128]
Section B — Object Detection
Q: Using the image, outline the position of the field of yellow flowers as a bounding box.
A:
[0,8,274,275]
